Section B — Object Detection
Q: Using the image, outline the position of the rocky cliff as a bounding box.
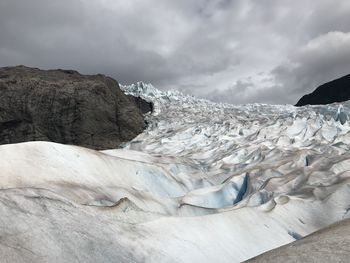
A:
[0,66,147,150]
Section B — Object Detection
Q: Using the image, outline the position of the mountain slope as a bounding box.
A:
[296,74,350,106]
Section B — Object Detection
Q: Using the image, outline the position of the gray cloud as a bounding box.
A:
[271,31,350,104]
[0,0,350,104]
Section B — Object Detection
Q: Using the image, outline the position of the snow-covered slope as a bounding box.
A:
[0,82,349,262]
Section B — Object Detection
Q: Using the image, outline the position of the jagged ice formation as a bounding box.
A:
[0,82,349,262]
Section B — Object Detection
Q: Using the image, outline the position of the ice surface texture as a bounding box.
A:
[0,82,349,262]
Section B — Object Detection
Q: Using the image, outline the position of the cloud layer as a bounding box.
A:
[0,0,350,104]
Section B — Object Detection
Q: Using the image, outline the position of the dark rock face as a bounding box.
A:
[0,66,146,150]
[296,74,350,106]
[127,95,153,114]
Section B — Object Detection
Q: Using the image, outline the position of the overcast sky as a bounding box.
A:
[1,0,350,104]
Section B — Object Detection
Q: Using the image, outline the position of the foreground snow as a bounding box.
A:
[0,83,349,262]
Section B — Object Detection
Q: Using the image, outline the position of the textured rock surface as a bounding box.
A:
[127,95,153,114]
[296,74,350,106]
[246,218,350,262]
[0,66,146,150]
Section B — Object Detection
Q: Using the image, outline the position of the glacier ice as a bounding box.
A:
[0,82,349,262]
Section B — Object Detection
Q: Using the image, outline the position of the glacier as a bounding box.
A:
[0,82,349,262]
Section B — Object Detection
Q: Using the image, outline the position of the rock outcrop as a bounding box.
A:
[247,218,350,263]
[0,66,147,150]
[296,74,350,106]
